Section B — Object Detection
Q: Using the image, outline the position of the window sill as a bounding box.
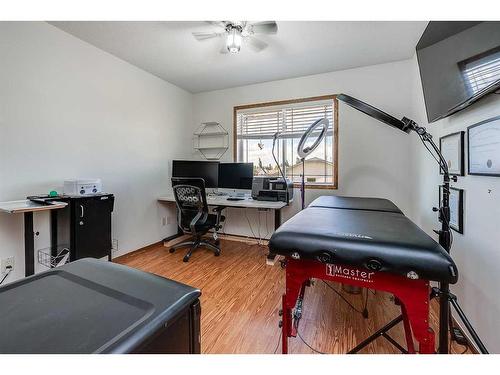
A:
[292,183,338,190]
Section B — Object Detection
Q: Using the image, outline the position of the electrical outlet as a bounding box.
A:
[1,256,15,274]
[161,217,167,226]
[112,239,118,252]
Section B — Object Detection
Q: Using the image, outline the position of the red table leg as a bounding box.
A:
[281,258,435,354]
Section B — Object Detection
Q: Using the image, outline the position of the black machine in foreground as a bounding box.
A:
[0,259,201,353]
[268,94,488,354]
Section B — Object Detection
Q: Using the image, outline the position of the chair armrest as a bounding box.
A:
[212,206,225,227]
[189,211,204,234]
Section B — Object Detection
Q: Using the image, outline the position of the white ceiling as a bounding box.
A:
[50,21,427,93]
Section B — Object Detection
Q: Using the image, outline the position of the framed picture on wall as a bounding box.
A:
[439,186,464,234]
[439,131,464,176]
[468,115,500,176]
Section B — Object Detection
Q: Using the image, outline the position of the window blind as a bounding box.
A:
[461,49,500,95]
[237,102,334,140]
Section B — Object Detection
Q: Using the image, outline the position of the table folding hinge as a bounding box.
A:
[431,286,457,301]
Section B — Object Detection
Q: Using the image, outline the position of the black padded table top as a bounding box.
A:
[269,197,458,284]
[0,258,200,353]
[309,195,403,214]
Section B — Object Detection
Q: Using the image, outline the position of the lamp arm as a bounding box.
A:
[401,117,450,178]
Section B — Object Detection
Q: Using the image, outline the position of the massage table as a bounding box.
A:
[269,196,458,354]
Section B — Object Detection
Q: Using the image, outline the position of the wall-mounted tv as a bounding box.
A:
[416,21,500,123]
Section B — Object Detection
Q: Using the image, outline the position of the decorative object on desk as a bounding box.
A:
[468,115,500,176]
[439,131,464,176]
[193,122,229,160]
[439,186,464,234]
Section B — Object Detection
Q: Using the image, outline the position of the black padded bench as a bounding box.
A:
[270,196,457,284]
[0,258,201,354]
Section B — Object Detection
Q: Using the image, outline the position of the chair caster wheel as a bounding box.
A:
[169,248,175,253]
[183,256,190,262]
[215,251,220,257]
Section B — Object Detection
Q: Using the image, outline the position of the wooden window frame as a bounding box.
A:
[233,95,338,190]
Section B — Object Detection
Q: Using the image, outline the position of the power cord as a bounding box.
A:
[245,208,266,246]
[285,283,370,354]
[297,329,326,354]
[292,314,327,354]
[0,266,13,285]
[273,331,282,354]
[322,280,369,317]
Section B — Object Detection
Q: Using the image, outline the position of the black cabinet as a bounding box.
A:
[48,194,115,261]
[68,195,114,260]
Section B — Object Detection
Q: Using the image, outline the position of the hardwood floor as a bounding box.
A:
[115,238,472,354]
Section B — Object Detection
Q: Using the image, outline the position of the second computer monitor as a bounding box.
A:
[218,163,254,190]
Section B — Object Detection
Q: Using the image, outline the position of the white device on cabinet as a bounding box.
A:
[64,179,102,196]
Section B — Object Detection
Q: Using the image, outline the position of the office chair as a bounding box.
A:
[170,177,225,262]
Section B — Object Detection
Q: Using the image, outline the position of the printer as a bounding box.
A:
[252,176,293,203]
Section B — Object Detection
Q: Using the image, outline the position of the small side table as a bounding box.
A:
[0,200,67,276]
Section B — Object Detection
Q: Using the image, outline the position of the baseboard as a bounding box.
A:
[113,233,267,263]
[112,240,163,262]
[217,233,269,245]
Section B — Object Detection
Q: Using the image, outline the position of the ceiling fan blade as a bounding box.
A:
[207,21,228,30]
[251,21,278,34]
[246,36,268,52]
[192,31,220,41]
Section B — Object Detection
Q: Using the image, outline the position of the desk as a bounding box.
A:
[159,194,289,230]
[158,195,290,261]
[0,200,68,277]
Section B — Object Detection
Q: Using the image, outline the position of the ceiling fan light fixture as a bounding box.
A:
[226,27,242,53]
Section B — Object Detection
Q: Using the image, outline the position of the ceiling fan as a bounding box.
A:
[192,21,278,54]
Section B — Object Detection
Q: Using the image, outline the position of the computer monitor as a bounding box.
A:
[218,163,254,190]
[171,160,219,188]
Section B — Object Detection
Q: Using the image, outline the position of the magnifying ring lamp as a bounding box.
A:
[297,118,329,209]
[297,118,329,159]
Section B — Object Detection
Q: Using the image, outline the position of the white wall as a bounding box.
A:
[192,60,417,238]
[0,22,193,282]
[409,55,500,352]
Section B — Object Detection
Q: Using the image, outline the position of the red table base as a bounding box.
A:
[281,258,435,354]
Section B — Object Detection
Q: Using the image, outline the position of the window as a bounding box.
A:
[233,96,338,189]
